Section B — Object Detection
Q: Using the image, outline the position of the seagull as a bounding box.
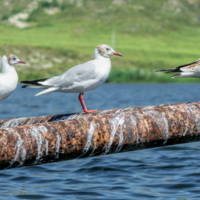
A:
[21,44,123,113]
[0,54,26,101]
[155,59,200,78]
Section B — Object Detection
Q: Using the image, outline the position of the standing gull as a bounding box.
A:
[156,59,200,78]
[0,54,26,101]
[21,44,123,113]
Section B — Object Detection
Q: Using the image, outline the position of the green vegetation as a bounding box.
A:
[0,0,200,83]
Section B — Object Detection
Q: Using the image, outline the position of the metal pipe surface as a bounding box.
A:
[0,101,200,170]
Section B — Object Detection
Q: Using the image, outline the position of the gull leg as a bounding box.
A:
[78,92,97,113]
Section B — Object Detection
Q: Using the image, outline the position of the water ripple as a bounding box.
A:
[0,84,200,199]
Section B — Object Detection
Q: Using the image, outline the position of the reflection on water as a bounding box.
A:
[0,83,200,199]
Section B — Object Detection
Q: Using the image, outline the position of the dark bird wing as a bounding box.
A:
[155,59,200,73]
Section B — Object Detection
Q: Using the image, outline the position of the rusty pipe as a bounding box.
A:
[0,101,200,170]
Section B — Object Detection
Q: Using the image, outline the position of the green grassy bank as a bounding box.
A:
[0,0,200,83]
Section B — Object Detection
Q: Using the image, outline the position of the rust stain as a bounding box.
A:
[0,102,200,169]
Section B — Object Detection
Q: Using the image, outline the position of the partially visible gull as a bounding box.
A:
[0,54,26,101]
[156,59,200,78]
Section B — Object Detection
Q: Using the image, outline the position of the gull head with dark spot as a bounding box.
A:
[4,54,26,66]
[95,44,123,59]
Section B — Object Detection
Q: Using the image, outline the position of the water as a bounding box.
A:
[1,83,200,199]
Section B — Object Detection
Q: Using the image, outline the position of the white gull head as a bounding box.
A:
[94,44,123,59]
[1,54,26,73]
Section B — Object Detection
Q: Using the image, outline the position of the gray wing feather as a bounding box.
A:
[42,61,97,87]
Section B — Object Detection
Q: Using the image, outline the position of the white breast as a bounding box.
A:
[75,58,111,92]
[91,58,111,86]
[0,68,18,101]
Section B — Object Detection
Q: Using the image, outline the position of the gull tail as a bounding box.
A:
[22,85,47,89]
[155,68,181,73]
[21,78,48,88]
[35,87,59,96]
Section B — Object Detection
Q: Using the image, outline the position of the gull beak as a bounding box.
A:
[18,60,26,64]
[113,52,123,57]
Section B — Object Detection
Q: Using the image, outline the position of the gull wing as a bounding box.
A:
[156,59,200,73]
[178,59,200,72]
[42,60,98,88]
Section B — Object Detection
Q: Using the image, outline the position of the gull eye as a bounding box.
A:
[106,48,109,51]
[12,57,16,61]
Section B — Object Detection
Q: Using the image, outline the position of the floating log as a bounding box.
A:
[0,101,200,170]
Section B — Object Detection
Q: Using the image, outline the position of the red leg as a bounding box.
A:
[78,93,97,113]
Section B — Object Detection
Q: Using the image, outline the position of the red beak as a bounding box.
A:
[113,52,123,56]
[18,60,26,64]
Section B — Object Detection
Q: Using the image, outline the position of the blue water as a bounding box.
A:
[1,83,200,199]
